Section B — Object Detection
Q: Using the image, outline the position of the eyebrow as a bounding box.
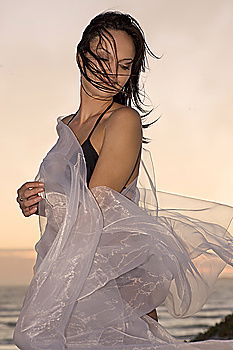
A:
[118,58,134,63]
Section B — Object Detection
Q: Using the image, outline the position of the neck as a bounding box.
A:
[76,79,113,124]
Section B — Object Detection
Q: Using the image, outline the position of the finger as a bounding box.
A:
[18,182,44,202]
[20,181,44,194]
[20,194,43,209]
[24,186,45,200]
[23,195,43,209]
[24,181,45,188]
[16,195,27,204]
[23,206,32,217]
[29,205,38,214]
[23,209,33,217]
[23,204,38,217]
[16,194,30,205]
[18,194,37,205]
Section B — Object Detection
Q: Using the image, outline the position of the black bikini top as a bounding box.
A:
[67,101,126,189]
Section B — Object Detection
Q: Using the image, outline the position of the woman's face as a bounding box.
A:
[79,29,135,98]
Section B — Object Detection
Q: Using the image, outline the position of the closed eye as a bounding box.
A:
[99,57,130,70]
[98,57,131,71]
[120,65,130,71]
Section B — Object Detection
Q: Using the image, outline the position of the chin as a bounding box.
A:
[82,76,123,100]
[86,83,120,99]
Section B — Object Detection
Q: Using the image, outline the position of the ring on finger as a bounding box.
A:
[18,187,33,202]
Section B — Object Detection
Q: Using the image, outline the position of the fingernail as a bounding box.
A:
[38,192,45,199]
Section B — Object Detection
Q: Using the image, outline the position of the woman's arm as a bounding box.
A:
[89,107,142,192]
[89,107,160,322]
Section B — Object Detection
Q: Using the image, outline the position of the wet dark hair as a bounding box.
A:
[76,10,162,143]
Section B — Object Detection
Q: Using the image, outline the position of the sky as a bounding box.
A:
[1,0,233,283]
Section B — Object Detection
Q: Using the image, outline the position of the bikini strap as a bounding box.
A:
[87,100,114,139]
[67,113,76,126]
[67,101,114,136]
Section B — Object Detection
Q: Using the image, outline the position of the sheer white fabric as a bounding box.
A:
[13,116,233,350]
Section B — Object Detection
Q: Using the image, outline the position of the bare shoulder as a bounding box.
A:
[106,105,142,133]
[60,113,75,125]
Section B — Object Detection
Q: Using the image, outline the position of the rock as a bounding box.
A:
[189,312,233,342]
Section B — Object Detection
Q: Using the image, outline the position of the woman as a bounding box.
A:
[16,9,159,320]
[14,11,233,350]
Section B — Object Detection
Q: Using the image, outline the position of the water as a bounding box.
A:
[0,279,232,350]
[0,286,26,350]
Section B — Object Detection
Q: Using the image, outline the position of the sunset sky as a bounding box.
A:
[1,0,233,283]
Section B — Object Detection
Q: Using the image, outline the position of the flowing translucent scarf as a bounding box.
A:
[13,116,233,350]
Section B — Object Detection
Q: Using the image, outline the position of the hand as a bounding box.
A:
[16,181,45,217]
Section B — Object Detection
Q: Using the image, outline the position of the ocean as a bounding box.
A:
[0,278,232,350]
